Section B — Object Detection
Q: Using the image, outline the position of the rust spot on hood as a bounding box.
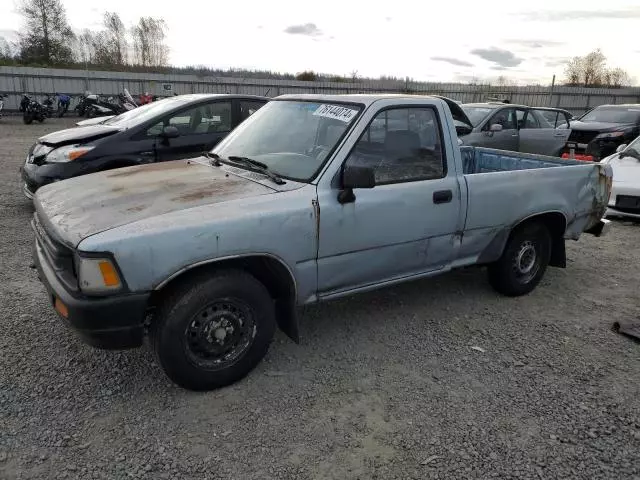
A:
[107,160,191,178]
[126,205,148,213]
[170,178,247,203]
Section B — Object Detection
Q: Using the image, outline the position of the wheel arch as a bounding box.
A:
[478,211,568,267]
[150,254,300,342]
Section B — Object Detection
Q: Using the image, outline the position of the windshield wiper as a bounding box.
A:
[205,152,222,166]
[619,148,640,160]
[225,156,285,185]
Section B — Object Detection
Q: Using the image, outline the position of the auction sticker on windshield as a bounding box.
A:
[313,104,358,123]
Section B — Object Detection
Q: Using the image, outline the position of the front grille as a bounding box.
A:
[615,195,640,214]
[33,213,78,292]
[568,130,599,144]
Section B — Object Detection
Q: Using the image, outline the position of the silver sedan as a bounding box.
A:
[459,103,572,156]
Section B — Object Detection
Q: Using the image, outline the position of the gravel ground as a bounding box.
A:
[1,117,639,480]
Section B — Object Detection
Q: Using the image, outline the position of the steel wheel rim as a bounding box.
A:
[513,240,539,283]
[184,298,257,370]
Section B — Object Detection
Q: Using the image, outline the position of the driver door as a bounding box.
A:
[475,107,519,152]
[316,106,461,296]
[149,100,232,162]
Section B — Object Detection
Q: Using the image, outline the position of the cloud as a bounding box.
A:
[506,39,565,49]
[283,23,322,37]
[470,47,523,67]
[544,57,570,68]
[519,7,640,21]
[431,56,474,67]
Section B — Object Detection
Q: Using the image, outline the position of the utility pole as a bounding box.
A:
[548,74,556,107]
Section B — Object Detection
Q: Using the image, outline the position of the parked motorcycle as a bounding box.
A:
[75,93,99,117]
[0,94,6,119]
[23,96,48,124]
[19,94,30,113]
[56,93,71,117]
[42,94,55,118]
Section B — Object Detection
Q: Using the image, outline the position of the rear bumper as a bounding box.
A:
[33,239,150,350]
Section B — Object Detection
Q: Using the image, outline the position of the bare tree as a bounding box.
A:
[131,17,168,66]
[18,0,75,64]
[582,49,607,86]
[73,29,96,64]
[563,57,582,85]
[563,49,631,87]
[103,12,127,65]
[604,67,631,88]
[0,36,16,59]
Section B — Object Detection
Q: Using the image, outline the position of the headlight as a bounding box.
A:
[594,131,627,140]
[46,145,95,163]
[76,256,123,294]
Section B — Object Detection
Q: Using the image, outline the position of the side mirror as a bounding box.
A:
[616,144,627,154]
[338,165,375,204]
[161,125,180,139]
[342,165,375,189]
[490,123,503,132]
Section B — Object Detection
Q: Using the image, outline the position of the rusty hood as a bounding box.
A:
[34,159,278,247]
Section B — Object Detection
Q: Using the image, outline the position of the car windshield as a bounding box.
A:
[460,106,496,127]
[102,97,191,128]
[213,100,362,182]
[579,106,640,124]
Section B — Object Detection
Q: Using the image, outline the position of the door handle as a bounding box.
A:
[511,134,519,137]
[433,190,453,204]
[553,132,567,137]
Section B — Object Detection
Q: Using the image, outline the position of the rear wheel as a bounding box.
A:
[150,270,276,391]
[23,113,33,125]
[488,222,551,296]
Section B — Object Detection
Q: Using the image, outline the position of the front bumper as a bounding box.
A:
[33,238,150,350]
[20,161,82,198]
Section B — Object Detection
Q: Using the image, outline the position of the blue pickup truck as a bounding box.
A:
[31,94,612,390]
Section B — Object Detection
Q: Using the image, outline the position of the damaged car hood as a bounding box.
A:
[34,159,278,247]
[38,124,121,146]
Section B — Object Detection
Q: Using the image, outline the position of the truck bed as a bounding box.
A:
[461,146,581,174]
[455,146,611,266]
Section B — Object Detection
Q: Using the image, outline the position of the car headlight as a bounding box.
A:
[594,131,627,140]
[46,145,95,163]
[76,256,123,294]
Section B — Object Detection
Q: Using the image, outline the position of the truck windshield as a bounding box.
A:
[580,106,640,124]
[212,100,363,182]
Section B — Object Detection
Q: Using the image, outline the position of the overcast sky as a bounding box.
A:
[3,0,640,85]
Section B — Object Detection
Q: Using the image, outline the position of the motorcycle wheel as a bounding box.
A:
[23,114,33,125]
[38,116,45,123]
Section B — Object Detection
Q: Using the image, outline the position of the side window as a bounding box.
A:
[344,107,445,185]
[537,109,559,127]
[239,100,266,122]
[516,109,539,129]
[487,108,516,130]
[146,101,232,136]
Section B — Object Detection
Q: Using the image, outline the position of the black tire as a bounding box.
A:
[23,114,33,125]
[150,269,276,391]
[488,222,551,296]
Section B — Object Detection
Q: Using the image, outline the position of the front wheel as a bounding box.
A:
[23,113,33,124]
[488,222,551,296]
[150,270,276,391]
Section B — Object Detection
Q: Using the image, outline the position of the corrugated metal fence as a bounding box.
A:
[2,66,640,115]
